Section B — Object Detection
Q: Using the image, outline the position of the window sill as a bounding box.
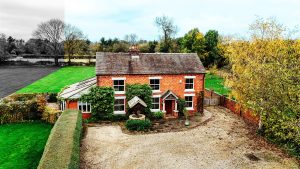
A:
[114,111,126,115]
[152,90,161,93]
[186,107,194,110]
[150,109,161,112]
[184,89,195,92]
[115,91,125,94]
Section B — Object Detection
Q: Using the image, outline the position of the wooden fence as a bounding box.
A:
[204,89,259,126]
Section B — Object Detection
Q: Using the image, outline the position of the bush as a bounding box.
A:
[177,98,186,117]
[47,93,58,103]
[125,119,152,131]
[80,86,114,120]
[38,110,82,169]
[153,111,164,119]
[108,114,128,122]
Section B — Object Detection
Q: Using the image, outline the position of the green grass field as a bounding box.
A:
[205,73,230,96]
[17,66,95,93]
[0,122,52,169]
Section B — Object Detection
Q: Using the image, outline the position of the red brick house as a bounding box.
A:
[58,50,206,118]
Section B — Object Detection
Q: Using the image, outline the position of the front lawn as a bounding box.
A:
[205,73,230,96]
[16,66,95,93]
[0,122,52,169]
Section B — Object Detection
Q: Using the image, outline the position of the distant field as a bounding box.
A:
[0,122,52,169]
[205,73,230,96]
[0,65,59,98]
[17,66,95,93]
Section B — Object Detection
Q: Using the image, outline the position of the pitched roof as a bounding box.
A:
[58,78,96,99]
[127,96,147,108]
[96,52,205,75]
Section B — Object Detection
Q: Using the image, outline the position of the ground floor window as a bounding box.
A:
[152,97,160,110]
[60,101,66,111]
[185,96,193,108]
[78,102,91,112]
[114,98,125,112]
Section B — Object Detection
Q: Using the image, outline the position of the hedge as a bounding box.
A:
[125,119,152,131]
[0,94,46,124]
[38,110,82,169]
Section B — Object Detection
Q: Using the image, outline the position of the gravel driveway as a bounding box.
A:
[80,107,299,169]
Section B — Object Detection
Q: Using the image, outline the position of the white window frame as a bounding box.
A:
[114,96,126,114]
[184,94,194,110]
[78,101,91,113]
[60,101,66,111]
[149,77,161,93]
[184,76,195,92]
[112,77,126,94]
[150,95,161,112]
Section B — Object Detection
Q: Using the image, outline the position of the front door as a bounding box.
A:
[165,100,173,115]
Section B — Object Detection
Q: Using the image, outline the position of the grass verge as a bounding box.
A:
[38,110,82,169]
[0,122,52,169]
[16,66,95,94]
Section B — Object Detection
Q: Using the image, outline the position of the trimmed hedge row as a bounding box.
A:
[38,110,82,169]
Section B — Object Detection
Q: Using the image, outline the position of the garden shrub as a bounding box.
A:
[177,98,186,117]
[42,106,61,124]
[80,86,114,120]
[47,93,58,103]
[0,94,46,124]
[108,114,128,121]
[153,111,164,119]
[38,110,82,169]
[125,119,152,131]
[125,84,153,118]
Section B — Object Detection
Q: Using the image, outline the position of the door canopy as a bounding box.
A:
[161,90,179,100]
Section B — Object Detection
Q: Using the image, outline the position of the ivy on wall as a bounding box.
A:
[125,84,153,118]
[80,86,114,120]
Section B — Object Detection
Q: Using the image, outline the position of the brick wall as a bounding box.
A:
[97,74,205,114]
[220,96,259,126]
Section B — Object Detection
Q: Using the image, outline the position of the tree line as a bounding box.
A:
[0,16,226,68]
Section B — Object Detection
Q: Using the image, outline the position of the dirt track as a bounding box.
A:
[80,107,299,169]
[0,65,58,98]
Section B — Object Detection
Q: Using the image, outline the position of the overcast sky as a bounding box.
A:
[1,0,299,41]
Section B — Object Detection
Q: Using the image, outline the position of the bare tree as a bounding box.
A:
[64,24,85,64]
[33,18,64,65]
[124,34,138,45]
[155,15,178,52]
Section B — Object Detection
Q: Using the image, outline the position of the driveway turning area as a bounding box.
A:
[80,107,299,169]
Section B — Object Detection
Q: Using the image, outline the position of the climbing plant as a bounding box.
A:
[80,86,114,120]
[125,84,153,118]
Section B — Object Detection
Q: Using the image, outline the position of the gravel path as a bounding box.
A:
[80,107,299,169]
[0,65,59,98]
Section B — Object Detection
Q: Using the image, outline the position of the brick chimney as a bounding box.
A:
[129,45,140,59]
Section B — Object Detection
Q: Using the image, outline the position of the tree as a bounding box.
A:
[0,33,8,62]
[204,30,226,67]
[225,18,300,153]
[33,18,65,65]
[155,15,178,52]
[7,36,16,54]
[180,28,206,56]
[64,24,85,64]
[124,34,138,45]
